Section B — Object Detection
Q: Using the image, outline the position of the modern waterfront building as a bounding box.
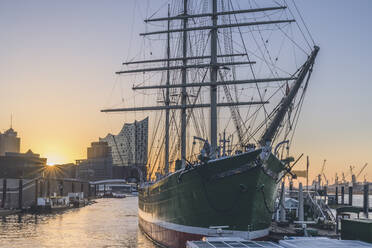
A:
[76,141,113,181]
[87,141,112,159]
[100,117,148,167]
[0,128,20,156]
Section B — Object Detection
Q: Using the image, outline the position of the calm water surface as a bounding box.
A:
[0,197,158,248]
[341,194,372,207]
[1,195,371,247]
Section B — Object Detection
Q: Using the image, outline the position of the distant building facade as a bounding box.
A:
[0,128,20,156]
[87,141,112,159]
[0,150,47,178]
[112,165,144,183]
[77,141,113,181]
[100,117,148,167]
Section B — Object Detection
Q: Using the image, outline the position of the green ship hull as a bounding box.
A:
[138,149,285,248]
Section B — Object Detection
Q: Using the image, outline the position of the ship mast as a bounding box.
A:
[181,0,188,168]
[102,1,299,176]
[210,0,218,157]
[259,46,320,147]
[164,4,171,174]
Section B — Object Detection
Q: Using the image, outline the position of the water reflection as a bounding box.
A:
[2,195,370,247]
[0,197,158,248]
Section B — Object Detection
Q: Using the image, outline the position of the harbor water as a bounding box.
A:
[0,197,158,248]
[338,194,372,208]
[0,195,371,247]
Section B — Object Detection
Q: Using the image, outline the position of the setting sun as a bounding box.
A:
[46,153,67,166]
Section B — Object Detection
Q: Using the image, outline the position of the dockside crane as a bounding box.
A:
[350,165,356,184]
[322,172,329,186]
[356,163,368,182]
[317,159,326,187]
[323,173,329,186]
[342,172,347,184]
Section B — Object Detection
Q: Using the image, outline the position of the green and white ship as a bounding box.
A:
[102,1,319,247]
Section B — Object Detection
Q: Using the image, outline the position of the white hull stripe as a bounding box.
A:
[138,209,269,240]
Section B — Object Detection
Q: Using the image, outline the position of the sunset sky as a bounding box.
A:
[1,0,372,182]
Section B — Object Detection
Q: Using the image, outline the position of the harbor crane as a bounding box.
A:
[342,172,346,184]
[322,172,329,186]
[317,159,326,187]
[356,163,368,181]
[350,165,356,184]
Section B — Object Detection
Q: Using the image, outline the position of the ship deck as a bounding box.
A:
[186,237,372,248]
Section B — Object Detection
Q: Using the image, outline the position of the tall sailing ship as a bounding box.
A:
[102,1,318,247]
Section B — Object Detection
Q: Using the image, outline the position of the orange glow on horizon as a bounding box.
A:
[46,153,69,166]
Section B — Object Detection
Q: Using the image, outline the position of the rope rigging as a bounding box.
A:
[107,0,318,177]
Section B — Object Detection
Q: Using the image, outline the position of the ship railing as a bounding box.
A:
[313,191,336,223]
[305,191,327,220]
[284,189,336,223]
[283,190,325,219]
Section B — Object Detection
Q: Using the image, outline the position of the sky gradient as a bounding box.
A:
[1,0,372,182]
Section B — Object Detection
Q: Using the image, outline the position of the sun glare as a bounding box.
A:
[46,154,67,166]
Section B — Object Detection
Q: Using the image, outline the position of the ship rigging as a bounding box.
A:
[102,0,317,180]
[101,1,319,247]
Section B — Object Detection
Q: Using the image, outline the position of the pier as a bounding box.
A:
[270,183,372,243]
[0,177,91,211]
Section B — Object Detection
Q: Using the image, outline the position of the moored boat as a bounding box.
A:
[138,150,286,247]
[102,1,319,247]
